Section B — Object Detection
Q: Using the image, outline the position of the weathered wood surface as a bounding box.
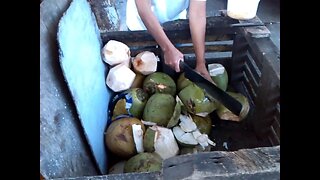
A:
[40,0,98,179]
[245,37,280,143]
[51,172,161,180]
[52,146,279,180]
[100,16,237,45]
[163,146,280,180]
[89,0,120,33]
[220,10,271,38]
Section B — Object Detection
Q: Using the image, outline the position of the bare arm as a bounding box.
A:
[189,0,213,81]
[135,0,184,72]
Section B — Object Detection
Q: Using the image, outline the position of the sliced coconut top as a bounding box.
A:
[179,114,197,132]
[102,40,131,66]
[151,126,179,160]
[208,63,225,76]
[132,124,144,153]
[106,64,136,92]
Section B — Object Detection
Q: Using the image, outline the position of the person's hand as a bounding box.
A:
[195,63,215,84]
[163,46,184,72]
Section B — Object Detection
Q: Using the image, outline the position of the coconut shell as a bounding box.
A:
[177,73,193,92]
[143,72,176,96]
[108,160,126,174]
[123,152,162,173]
[130,73,146,89]
[143,127,156,152]
[191,115,212,135]
[105,117,145,158]
[216,92,250,122]
[142,93,175,126]
[178,84,218,116]
[166,97,182,128]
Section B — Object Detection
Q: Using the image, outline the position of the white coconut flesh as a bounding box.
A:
[133,51,158,75]
[151,125,179,160]
[106,64,136,92]
[102,40,131,66]
[192,130,215,149]
[173,119,216,148]
[173,126,198,146]
[141,120,157,126]
[208,63,225,76]
[132,124,144,153]
[179,114,197,132]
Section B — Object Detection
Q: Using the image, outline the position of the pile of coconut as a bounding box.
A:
[101,40,250,174]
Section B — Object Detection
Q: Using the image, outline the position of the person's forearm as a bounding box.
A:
[135,0,175,52]
[189,1,206,67]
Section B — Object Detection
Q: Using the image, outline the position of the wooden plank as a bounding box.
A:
[163,146,280,179]
[243,62,259,92]
[230,35,248,85]
[239,16,271,38]
[162,16,239,31]
[243,35,280,138]
[177,44,232,54]
[56,172,162,180]
[245,53,261,82]
[101,31,233,45]
[55,146,280,180]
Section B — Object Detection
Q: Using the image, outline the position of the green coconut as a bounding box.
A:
[191,115,212,135]
[143,93,176,126]
[111,88,149,119]
[216,92,250,122]
[108,160,126,174]
[208,63,228,91]
[143,72,176,96]
[178,84,218,117]
[143,127,156,152]
[105,117,145,158]
[167,96,183,128]
[177,73,193,92]
[123,152,162,173]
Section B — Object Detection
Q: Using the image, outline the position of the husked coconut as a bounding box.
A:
[101,40,131,66]
[133,51,158,75]
[106,64,136,92]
